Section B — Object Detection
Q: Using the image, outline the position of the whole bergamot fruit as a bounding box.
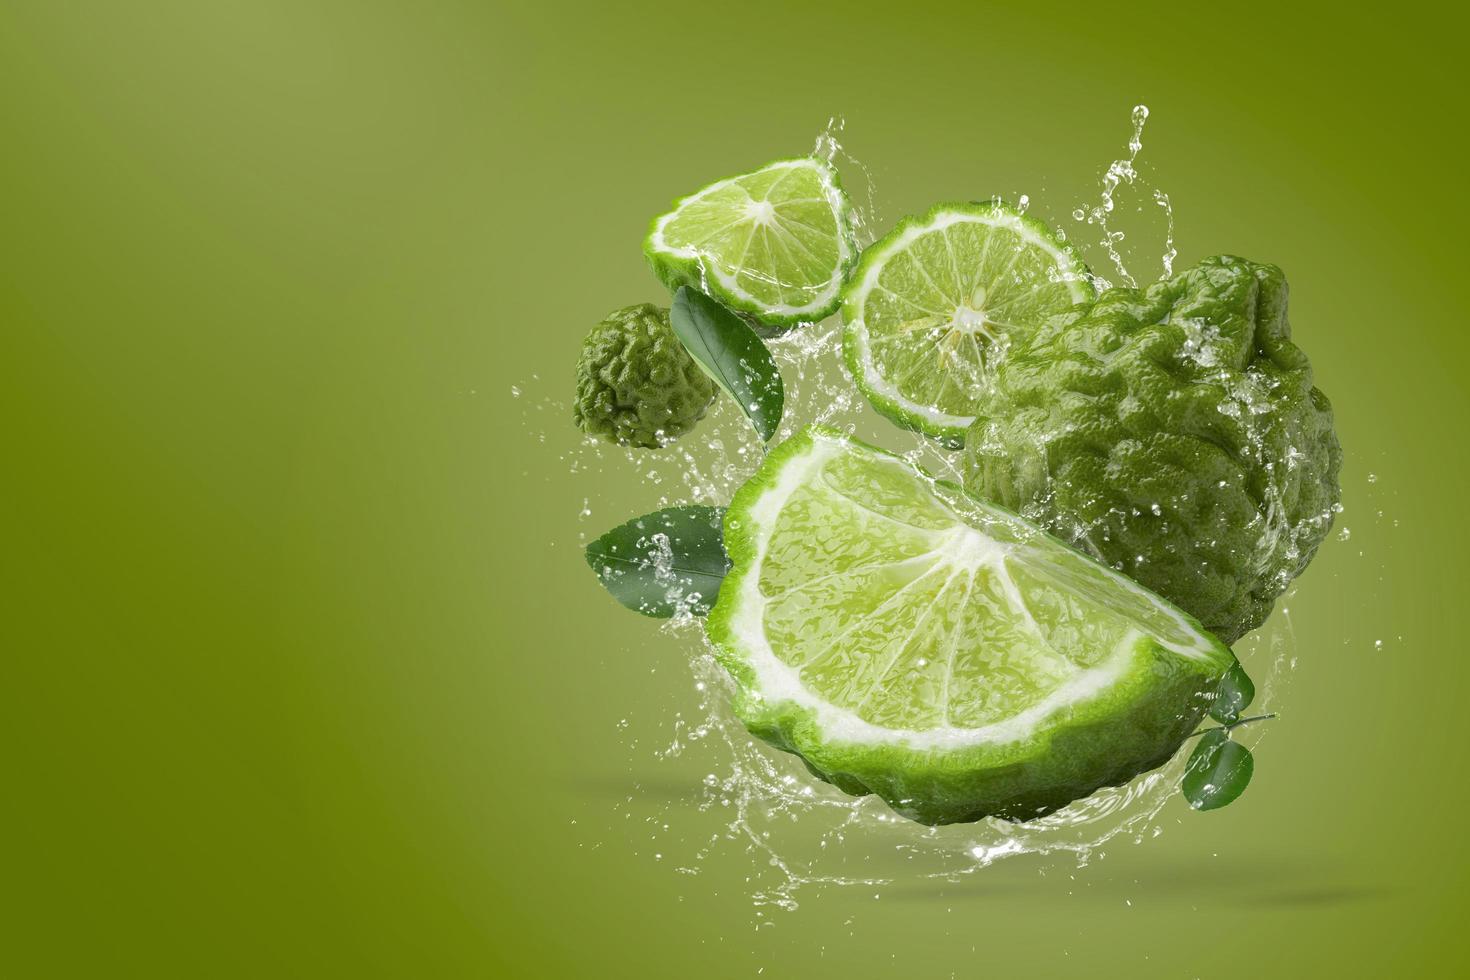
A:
[960,255,1341,644]
[574,303,717,449]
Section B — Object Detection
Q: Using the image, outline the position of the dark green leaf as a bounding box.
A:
[584,505,730,618]
[670,286,785,441]
[1209,661,1256,724]
[1182,729,1254,811]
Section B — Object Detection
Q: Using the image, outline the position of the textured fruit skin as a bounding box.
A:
[573,304,716,449]
[960,256,1342,644]
[707,427,1234,826]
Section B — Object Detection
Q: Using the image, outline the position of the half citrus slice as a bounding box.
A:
[842,201,1093,446]
[645,159,856,329]
[706,427,1233,825]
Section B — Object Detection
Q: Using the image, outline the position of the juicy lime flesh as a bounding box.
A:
[855,211,1087,420]
[755,439,1207,732]
[659,163,843,312]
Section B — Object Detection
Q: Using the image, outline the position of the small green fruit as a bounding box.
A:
[574,303,717,449]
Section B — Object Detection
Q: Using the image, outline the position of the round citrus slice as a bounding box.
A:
[842,201,1093,447]
[706,427,1234,825]
[645,158,856,329]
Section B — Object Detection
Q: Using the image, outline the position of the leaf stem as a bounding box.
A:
[1186,713,1277,740]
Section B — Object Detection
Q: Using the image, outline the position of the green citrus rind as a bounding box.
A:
[705,427,1234,825]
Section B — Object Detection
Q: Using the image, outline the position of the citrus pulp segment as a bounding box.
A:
[841,202,1093,446]
[645,159,857,328]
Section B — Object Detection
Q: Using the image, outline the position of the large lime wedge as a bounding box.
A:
[706,427,1233,825]
[645,159,856,329]
[842,201,1093,446]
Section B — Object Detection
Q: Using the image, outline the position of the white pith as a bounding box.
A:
[726,432,1220,750]
[648,159,852,318]
[846,207,1092,430]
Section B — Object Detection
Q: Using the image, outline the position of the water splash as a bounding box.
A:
[1154,188,1177,277]
[556,308,1299,911]
[1071,105,1177,288]
[543,113,1307,911]
[633,600,1298,911]
[814,116,880,250]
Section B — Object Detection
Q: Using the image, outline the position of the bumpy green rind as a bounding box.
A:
[706,427,1234,826]
[643,159,858,329]
[573,303,717,449]
[840,201,1094,447]
[959,255,1342,644]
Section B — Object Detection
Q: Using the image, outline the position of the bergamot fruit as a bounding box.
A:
[841,200,1093,446]
[574,303,716,449]
[960,255,1341,644]
[644,158,857,329]
[707,427,1234,825]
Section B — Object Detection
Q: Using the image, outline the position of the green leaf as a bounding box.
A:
[1182,729,1254,811]
[670,286,785,442]
[584,505,730,618]
[1209,661,1256,724]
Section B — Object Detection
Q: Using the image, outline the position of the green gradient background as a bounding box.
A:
[5,2,1467,977]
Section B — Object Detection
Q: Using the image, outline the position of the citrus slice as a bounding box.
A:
[645,159,856,329]
[842,201,1093,447]
[706,427,1233,825]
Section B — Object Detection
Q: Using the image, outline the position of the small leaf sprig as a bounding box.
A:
[1182,663,1273,811]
